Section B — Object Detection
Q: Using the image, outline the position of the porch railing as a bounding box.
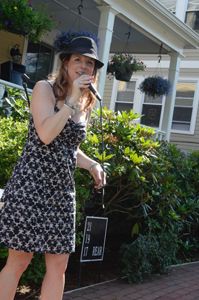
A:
[0,79,32,94]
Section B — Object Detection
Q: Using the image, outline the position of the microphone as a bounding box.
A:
[80,72,102,102]
[88,83,102,102]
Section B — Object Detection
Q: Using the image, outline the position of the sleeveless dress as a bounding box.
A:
[0,106,87,254]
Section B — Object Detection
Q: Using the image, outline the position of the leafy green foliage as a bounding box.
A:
[1,94,199,284]
[107,54,146,81]
[0,117,28,187]
[0,0,53,41]
[0,85,29,187]
[0,85,30,120]
[107,54,146,74]
[80,108,159,222]
[0,246,8,259]
[120,232,179,283]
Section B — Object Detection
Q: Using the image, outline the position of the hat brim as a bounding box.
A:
[59,51,104,69]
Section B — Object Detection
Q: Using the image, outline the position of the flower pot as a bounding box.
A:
[115,70,133,82]
[139,76,171,98]
[107,54,146,82]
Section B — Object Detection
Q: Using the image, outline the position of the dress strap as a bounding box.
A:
[45,80,53,88]
[45,80,58,109]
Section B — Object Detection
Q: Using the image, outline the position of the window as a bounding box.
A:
[172,82,196,131]
[25,42,54,88]
[185,1,199,33]
[115,81,136,112]
[140,95,164,128]
[186,11,199,32]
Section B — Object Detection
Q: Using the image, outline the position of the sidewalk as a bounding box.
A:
[63,261,199,300]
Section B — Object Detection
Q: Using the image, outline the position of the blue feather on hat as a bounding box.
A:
[54,30,99,52]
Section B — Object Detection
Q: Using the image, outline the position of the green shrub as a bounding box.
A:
[0,85,30,121]
[120,232,179,283]
[0,117,28,187]
[80,108,159,218]
[1,101,199,284]
[0,85,30,187]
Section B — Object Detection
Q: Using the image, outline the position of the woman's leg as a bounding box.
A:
[0,249,33,300]
[40,253,69,300]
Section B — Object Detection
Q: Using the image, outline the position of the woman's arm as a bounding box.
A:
[77,149,106,189]
[30,81,76,145]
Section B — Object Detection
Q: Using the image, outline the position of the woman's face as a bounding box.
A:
[65,54,95,82]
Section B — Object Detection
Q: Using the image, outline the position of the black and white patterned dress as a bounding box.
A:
[0,107,86,254]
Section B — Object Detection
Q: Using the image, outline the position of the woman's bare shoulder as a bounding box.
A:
[31,80,55,107]
[34,80,54,88]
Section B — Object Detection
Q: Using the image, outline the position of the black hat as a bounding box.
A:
[55,33,104,69]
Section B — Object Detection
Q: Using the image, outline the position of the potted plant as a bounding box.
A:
[0,0,53,41]
[107,53,146,82]
[139,76,171,98]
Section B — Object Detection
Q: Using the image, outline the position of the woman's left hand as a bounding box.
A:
[89,163,106,189]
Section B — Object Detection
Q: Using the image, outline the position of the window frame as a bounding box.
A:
[140,93,166,130]
[185,9,199,32]
[171,79,199,135]
[113,78,139,112]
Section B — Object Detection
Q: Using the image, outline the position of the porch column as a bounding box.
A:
[161,52,181,141]
[175,0,188,22]
[97,6,117,104]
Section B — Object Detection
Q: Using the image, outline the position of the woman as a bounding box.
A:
[0,31,106,300]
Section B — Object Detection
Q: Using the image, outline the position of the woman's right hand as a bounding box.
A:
[67,74,93,110]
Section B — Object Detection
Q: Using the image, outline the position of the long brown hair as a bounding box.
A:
[50,54,97,111]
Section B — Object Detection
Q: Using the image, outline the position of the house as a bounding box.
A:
[104,0,199,152]
[0,0,199,152]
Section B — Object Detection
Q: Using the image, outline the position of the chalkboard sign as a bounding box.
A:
[80,216,108,262]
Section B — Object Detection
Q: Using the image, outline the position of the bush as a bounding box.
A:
[120,231,179,283]
[0,0,53,41]
[1,101,199,284]
[0,117,28,187]
[0,85,30,120]
[0,85,29,187]
[80,108,159,219]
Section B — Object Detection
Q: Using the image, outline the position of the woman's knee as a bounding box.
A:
[45,253,69,275]
[6,249,33,276]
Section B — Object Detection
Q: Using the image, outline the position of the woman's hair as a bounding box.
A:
[49,54,98,111]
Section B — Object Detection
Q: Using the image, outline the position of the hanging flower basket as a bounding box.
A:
[114,69,133,82]
[0,0,53,41]
[139,76,171,98]
[107,53,146,82]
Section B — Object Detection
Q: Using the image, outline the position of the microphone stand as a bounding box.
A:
[21,74,30,107]
[98,98,105,210]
